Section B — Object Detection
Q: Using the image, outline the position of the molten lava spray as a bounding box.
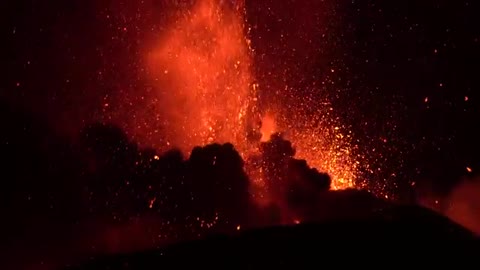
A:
[260,113,276,142]
[147,0,358,199]
[147,0,256,153]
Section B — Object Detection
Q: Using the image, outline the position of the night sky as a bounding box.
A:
[2,0,480,269]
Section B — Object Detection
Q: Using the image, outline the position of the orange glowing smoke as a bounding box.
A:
[147,0,357,194]
[148,0,255,153]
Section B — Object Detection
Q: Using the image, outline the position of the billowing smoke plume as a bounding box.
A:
[246,133,331,222]
[1,98,381,269]
[1,100,476,270]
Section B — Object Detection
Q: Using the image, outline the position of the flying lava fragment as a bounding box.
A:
[145,0,362,200]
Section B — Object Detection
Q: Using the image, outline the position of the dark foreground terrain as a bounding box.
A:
[69,205,479,270]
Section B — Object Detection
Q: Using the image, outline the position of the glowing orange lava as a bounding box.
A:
[147,0,255,153]
[259,113,276,142]
[147,0,357,197]
[289,125,358,190]
[258,111,358,190]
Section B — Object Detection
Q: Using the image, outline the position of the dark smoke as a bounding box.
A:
[1,99,478,269]
[246,133,332,222]
[3,100,383,269]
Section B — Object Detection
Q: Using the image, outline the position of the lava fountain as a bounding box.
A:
[147,0,358,194]
[147,0,257,154]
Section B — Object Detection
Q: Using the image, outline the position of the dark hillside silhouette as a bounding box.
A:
[0,102,477,269]
[69,204,478,270]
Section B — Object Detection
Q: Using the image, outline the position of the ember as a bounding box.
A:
[146,0,361,204]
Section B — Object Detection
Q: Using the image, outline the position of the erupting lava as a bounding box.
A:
[147,0,358,196]
[147,0,256,153]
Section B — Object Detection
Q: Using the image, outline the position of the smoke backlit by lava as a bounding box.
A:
[144,0,361,198]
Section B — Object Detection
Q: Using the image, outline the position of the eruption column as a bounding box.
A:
[147,0,358,196]
[148,0,256,153]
